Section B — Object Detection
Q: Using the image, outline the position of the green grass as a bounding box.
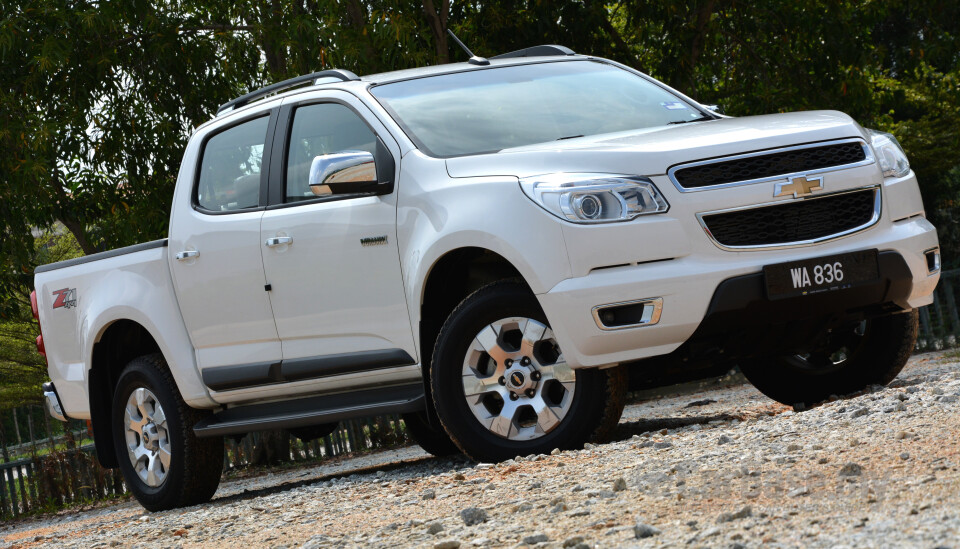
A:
[8,438,94,461]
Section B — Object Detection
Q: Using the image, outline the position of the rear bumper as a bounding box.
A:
[538,215,940,369]
[43,382,68,422]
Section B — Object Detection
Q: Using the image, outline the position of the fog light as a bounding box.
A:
[600,310,616,325]
[592,298,663,330]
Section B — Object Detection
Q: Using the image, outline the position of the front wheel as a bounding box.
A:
[111,354,223,511]
[739,310,918,406]
[430,281,626,463]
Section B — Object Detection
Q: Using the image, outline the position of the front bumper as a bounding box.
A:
[43,382,68,422]
[537,215,940,369]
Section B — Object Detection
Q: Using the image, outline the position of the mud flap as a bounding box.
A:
[88,368,119,469]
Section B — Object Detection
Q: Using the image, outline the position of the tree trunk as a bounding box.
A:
[59,217,98,255]
[0,420,11,463]
[27,411,37,455]
[49,144,98,256]
[345,0,379,71]
[12,408,22,446]
[422,0,450,64]
[42,411,56,454]
[585,0,632,58]
[250,431,291,465]
[686,0,716,99]
[261,0,288,78]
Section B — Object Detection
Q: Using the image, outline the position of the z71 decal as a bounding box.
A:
[52,288,77,309]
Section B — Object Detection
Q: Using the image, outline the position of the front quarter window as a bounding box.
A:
[371,61,707,158]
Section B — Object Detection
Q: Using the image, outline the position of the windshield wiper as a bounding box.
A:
[667,116,714,125]
[556,134,584,140]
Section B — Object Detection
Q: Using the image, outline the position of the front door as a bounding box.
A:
[260,93,416,380]
[168,111,282,387]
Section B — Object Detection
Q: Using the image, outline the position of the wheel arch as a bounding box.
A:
[418,247,530,376]
[88,319,162,468]
[85,307,211,467]
[414,247,532,427]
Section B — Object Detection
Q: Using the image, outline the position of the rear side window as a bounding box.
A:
[196,116,269,212]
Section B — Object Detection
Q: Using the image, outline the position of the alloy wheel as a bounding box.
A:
[461,317,576,441]
[123,387,172,488]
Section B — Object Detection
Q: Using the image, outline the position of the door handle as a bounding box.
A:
[265,236,293,247]
[175,250,200,261]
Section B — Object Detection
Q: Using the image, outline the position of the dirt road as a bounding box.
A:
[2,351,958,548]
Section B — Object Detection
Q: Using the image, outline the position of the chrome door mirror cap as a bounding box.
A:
[309,150,377,196]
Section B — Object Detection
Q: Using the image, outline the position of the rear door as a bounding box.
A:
[259,91,416,381]
[168,109,282,389]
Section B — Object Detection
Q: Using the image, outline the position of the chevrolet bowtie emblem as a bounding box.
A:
[774,175,823,198]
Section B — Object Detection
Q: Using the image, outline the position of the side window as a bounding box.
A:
[196,116,269,212]
[285,103,377,203]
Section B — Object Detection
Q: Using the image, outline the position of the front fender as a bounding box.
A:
[396,154,573,358]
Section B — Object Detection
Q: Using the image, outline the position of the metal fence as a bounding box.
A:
[0,443,125,519]
[0,407,410,520]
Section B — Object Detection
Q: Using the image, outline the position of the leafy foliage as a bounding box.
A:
[607,0,959,260]
[0,230,81,408]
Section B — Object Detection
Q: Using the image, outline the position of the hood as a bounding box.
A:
[445,110,867,179]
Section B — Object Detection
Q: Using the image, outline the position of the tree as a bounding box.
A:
[1,0,958,305]
[0,229,81,409]
[1,1,258,310]
[610,0,959,264]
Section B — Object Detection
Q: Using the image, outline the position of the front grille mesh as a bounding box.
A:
[702,189,877,247]
[674,142,867,189]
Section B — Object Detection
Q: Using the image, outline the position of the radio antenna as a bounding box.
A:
[447,29,489,66]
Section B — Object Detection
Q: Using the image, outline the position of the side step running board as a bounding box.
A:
[193,383,425,438]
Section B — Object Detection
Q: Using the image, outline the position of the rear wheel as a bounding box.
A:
[401,410,460,456]
[739,310,918,406]
[430,281,626,462]
[111,354,223,511]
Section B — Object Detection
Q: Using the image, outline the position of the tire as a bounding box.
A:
[402,410,460,457]
[111,354,224,511]
[430,280,627,463]
[289,423,338,442]
[739,310,918,406]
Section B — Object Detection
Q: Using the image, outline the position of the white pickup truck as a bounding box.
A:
[34,45,941,511]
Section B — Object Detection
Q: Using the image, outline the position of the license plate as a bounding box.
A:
[764,249,879,299]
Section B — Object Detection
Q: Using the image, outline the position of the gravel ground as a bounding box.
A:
[3,351,959,549]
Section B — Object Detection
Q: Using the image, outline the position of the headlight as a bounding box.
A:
[520,173,669,224]
[867,129,910,178]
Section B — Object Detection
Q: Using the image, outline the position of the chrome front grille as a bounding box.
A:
[699,188,880,249]
[670,139,872,191]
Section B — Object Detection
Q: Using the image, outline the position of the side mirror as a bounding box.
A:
[309,150,378,197]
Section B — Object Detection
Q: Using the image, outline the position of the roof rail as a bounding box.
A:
[216,69,361,115]
[491,45,575,59]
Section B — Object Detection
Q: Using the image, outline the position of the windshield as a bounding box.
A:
[370,61,708,157]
